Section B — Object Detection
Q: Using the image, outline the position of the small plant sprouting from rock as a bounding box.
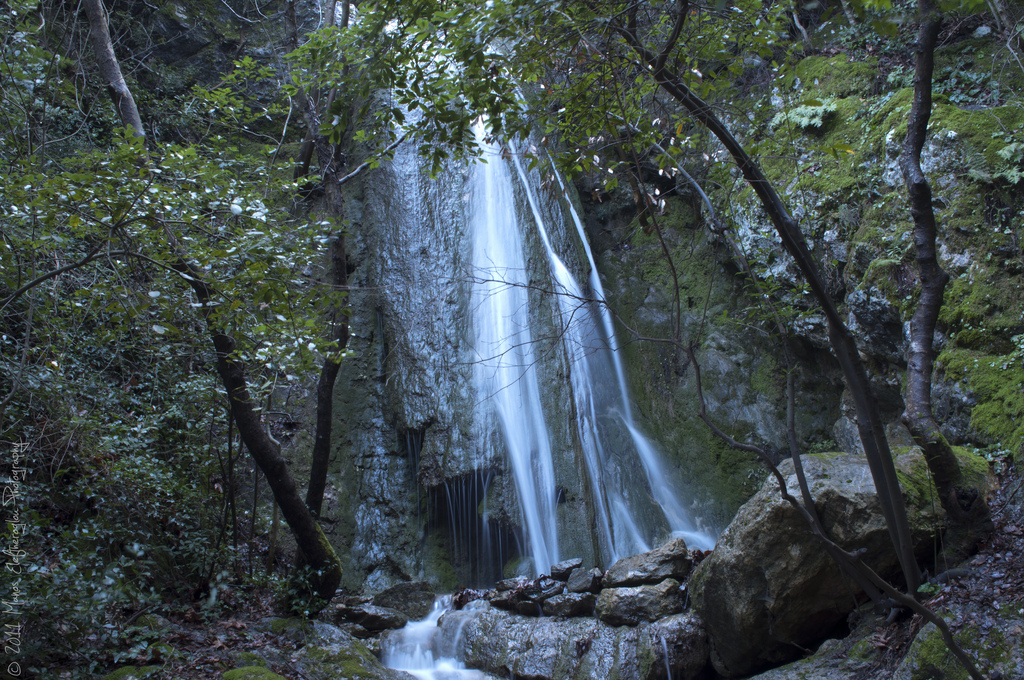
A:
[771,99,838,132]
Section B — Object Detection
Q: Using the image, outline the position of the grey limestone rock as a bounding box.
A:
[542,593,596,618]
[604,537,693,587]
[689,451,948,678]
[333,604,409,632]
[371,580,436,620]
[596,578,684,627]
[567,567,603,593]
[550,557,584,581]
[439,604,708,680]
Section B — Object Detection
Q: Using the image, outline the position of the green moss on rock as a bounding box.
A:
[901,622,1008,680]
[233,652,269,668]
[894,446,991,520]
[930,102,1024,174]
[792,53,880,98]
[298,639,387,679]
[939,349,1024,461]
[223,668,288,680]
[268,617,313,636]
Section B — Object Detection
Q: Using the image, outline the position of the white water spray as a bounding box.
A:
[382,597,491,679]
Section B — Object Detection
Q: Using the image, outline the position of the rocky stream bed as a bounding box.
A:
[97,447,1024,680]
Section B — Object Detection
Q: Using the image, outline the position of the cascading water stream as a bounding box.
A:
[508,143,716,557]
[508,152,649,562]
[382,597,492,679]
[469,127,560,574]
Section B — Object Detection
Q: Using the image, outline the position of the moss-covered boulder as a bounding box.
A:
[222,668,288,680]
[690,448,990,677]
[894,619,1024,680]
[292,637,410,680]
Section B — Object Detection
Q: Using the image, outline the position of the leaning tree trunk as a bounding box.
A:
[177,257,344,601]
[616,22,922,595]
[79,4,344,599]
[81,0,145,139]
[900,0,991,553]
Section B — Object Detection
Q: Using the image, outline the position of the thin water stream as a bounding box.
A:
[382,597,493,679]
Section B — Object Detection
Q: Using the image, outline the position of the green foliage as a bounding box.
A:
[0,13,346,674]
[277,565,331,617]
[995,142,1024,185]
[771,98,838,132]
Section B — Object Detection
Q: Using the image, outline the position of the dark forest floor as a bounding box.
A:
[76,464,1024,680]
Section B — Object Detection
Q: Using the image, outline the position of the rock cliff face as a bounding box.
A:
[573,29,1024,535]
[319,141,608,591]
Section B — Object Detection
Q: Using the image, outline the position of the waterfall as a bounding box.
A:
[546,152,713,552]
[467,122,714,573]
[469,129,561,575]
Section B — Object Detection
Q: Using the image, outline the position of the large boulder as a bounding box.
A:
[251,620,414,680]
[690,449,982,678]
[542,593,596,618]
[596,579,684,626]
[292,626,415,680]
[333,604,409,633]
[438,603,708,680]
[371,581,436,620]
[491,576,566,616]
[604,537,693,587]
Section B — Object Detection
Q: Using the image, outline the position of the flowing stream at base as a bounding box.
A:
[382,597,494,680]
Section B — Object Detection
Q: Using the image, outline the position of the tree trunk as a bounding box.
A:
[294,1,355,517]
[900,0,991,552]
[81,0,145,139]
[617,24,922,595]
[178,261,343,600]
[306,230,349,517]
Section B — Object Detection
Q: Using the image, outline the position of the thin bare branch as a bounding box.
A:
[1,247,128,311]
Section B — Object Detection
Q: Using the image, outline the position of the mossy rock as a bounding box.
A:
[421,527,460,592]
[894,620,1021,680]
[100,667,161,680]
[792,53,880,97]
[894,446,993,526]
[293,639,398,680]
[223,667,288,680]
[232,652,269,668]
[939,349,1024,462]
[261,617,314,643]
